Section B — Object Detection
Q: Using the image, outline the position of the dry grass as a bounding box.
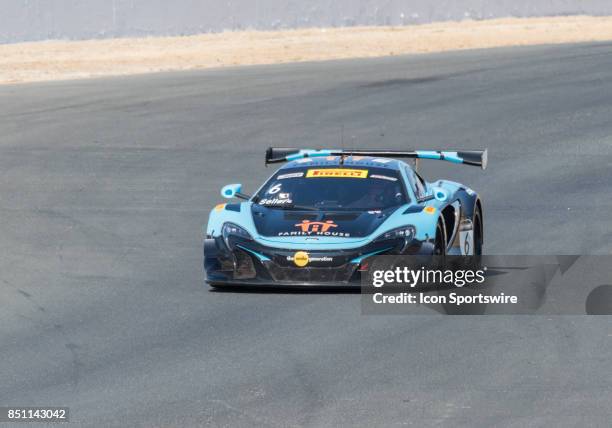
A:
[2,16,612,84]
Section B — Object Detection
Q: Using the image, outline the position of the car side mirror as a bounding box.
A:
[432,187,449,202]
[221,183,249,200]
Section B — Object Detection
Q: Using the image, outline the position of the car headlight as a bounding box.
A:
[374,226,416,242]
[222,222,252,248]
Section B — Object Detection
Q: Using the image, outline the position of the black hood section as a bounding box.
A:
[251,205,397,238]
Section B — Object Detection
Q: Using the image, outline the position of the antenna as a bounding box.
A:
[349,134,356,164]
[340,125,346,165]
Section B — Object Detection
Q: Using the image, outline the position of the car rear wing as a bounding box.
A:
[265,147,488,170]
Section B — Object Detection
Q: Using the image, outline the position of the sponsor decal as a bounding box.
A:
[287,252,334,267]
[292,251,309,267]
[259,198,293,206]
[424,206,436,214]
[370,174,397,182]
[295,158,313,163]
[306,168,368,179]
[267,183,282,194]
[296,220,336,233]
[277,219,351,237]
[309,256,333,262]
[278,230,351,237]
[214,203,226,212]
[278,172,304,180]
[278,192,290,199]
[372,158,393,164]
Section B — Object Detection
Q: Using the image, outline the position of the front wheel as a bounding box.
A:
[473,209,483,256]
[433,217,447,256]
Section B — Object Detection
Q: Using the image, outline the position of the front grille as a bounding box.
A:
[266,263,358,283]
[229,240,396,284]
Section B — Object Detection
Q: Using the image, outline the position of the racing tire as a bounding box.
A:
[473,208,483,256]
[433,217,447,256]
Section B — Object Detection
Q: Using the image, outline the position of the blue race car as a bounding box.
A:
[204,147,487,288]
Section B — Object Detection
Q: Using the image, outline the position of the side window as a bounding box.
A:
[405,166,426,199]
[414,171,427,197]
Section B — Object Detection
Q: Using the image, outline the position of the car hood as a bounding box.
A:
[251,204,397,240]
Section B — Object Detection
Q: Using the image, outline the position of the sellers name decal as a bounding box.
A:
[259,198,293,206]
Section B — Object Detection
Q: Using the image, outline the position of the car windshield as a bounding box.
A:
[253,166,408,211]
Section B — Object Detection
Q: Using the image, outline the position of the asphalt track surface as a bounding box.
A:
[1,43,612,427]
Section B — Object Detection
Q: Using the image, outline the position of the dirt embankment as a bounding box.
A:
[2,16,612,84]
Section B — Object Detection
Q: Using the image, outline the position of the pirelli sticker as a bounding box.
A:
[306,168,369,179]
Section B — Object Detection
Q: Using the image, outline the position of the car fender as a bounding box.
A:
[206,202,258,238]
[370,203,441,242]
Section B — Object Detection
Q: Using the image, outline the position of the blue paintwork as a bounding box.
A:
[206,200,440,250]
[207,202,256,237]
[206,155,478,251]
[440,151,463,163]
[432,186,449,202]
[416,150,442,160]
[349,247,394,264]
[236,244,271,262]
[282,150,471,171]
[282,156,403,171]
[415,150,464,164]
[221,183,242,199]
[257,235,376,250]
[285,149,332,161]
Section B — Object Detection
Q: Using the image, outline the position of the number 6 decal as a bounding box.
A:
[267,183,282,194]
